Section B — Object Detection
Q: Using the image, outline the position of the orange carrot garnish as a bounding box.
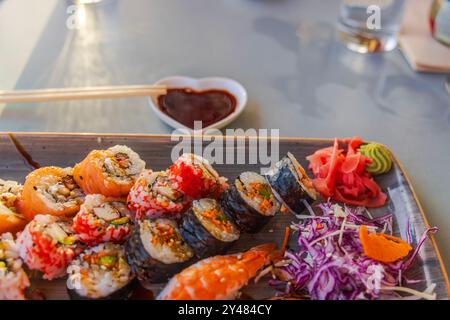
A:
[280,226,290,257]
[359,225,412,263]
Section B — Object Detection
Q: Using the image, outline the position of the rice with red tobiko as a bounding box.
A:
[0,233,30,300]
[17,214,82,280]
[72,194,133,245]
[168,153,228,199]
[128,170,189,220]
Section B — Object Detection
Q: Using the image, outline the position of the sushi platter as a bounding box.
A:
[0,132,448,300]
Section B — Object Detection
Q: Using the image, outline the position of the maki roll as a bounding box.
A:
[67,243,135,300]
[168,153,228,199]
[0,233,30,300]
[127,170,189,220]
[265,152,317,215]
[126,218,194,284]
[17,214,83,280]
[19,167,84,220]
[72,194,133,245]
[221,172,280,233]
[0,179,27,235]
[73,145,146,199]
[180,198,240,258]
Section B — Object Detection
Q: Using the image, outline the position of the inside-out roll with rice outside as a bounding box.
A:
[67,243,135,300]
[265,152,317,215]
[19,167,84,221]
[72,194,133,245]
[0,179,27,235]
[221,172,280,233]
[168,153,228,199]
[127,170,189,220]
[74,145,145,199]
[126,218,194,284]
[17,214,83,280]
[180,198,240,258]
[0,233,30,300]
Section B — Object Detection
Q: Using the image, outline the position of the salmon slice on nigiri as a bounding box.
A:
[157,243,277,300]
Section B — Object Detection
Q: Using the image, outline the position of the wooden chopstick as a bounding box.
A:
[0,85,167,103]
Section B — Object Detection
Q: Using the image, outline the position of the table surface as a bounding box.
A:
[0,0,449,275]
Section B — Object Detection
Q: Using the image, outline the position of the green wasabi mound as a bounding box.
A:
[359,143,392,175]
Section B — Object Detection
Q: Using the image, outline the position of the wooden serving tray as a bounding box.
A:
[0,133,448,300]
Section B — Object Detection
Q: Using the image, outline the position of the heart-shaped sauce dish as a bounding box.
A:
[148,76,248,131]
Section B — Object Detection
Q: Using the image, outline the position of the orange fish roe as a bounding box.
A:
[247,183,274,212]
[202,209,232,233]
[152,223,180,247]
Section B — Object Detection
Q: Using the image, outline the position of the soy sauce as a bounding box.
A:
[157,88,237,129]
[8,133,41,170]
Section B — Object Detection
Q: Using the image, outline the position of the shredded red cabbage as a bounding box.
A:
[270,202,438,300]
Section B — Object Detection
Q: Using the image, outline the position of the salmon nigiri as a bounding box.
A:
[157,243,277,300]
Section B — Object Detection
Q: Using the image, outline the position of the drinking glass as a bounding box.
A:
[337,0,406,53]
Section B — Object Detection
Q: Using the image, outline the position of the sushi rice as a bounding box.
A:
[180,199,240,258]
[102,145,146,185]
[0,179,27,235]
[0,233,30,300]
[236,172,280,217]
[73,145,146,198]
[140,219,193,264]
[17,214,82,280]
[191,199,240,242]
[127,170,188,220]
[221,172,280,233]
[126,218,194,283]
[67,243,133,299]
[168,153,228,199]
[72,194,133,245]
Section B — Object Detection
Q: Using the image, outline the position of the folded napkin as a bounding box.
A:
[399,0,450,73]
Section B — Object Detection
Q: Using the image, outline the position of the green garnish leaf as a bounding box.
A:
[258,186,272,200]
[216,214,228,222]
[99,255,117,267]
[58,236,75,245]
[110,217,130,225]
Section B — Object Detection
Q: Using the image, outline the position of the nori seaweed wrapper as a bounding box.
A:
[179,207,238,258]
[220,182,273,234]
[125,225,192,284]
[265,156,313,214]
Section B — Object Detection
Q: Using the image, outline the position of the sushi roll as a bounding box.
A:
[19,167,84,221]
[127,170,189,220]
[73,145,146,199]
[180,198,240,258]
[17,214,83,280]
[72,194,133,245]
[126,218,194,284]
[220,172,280,233]
[0,233,30,300]
[265,152,317,215]
[168,153,228,199]
[67,243,135,300]
[0,179,27,235]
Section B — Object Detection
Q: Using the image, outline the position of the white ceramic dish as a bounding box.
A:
[148,76,248,131]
